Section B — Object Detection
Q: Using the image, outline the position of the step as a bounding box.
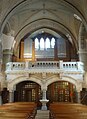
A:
[35,110,49,119]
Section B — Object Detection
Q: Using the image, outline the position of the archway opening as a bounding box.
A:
[47,81,77,105]
[14,81,42,108]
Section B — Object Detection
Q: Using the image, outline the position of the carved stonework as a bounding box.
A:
[42,73,46,79]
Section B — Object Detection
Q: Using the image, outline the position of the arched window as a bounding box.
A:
[40,38,44,50]
[51,37,55,48]
[46,37,50,49]
[35,38,39,50]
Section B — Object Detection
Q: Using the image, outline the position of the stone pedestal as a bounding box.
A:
[40,99,49,110]
[40,89,49,110]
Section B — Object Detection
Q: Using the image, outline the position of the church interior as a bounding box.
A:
[0,0,87,119]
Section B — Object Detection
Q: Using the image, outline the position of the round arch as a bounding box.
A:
[46,75,82,91]
[14,19,77,54]
[7,76,43,91]
[1,0,87,35]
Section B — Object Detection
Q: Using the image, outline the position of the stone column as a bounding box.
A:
[40,89,49,110]
[78,25,87,88]
[42,89,47,100]
[0,91,2,105]
[2,34,14,71]
[0,41,3,65]
[3,49,13,70]
[78,51,87,71]
[54,40,58,60]
[9,90,14,103]
[25,61,29,69]
[77,91,81,103]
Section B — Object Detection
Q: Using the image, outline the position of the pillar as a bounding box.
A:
[78,51,87,71]
[3,49,13,70]
[40,89,49,110]
[20,41,24,59]
[0,91,2,105]
[2,34,14,71]
[0,41,3,65]
[54,40,58,60]
[77,91,81,103]
[9,90,14,103]
[32,39,35,61]
[78,24,87,88]
[42,89,47,100]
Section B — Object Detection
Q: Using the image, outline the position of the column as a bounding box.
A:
[78,24,87,88]
[42,89,47,100]
[3,49,13,70]
[20,41,24,59]
[32,39,35,61]
[25,61,29,69]
[9,90,14,103]
[0,41,3,65]
[78,51,87,71]
[77,91,81,103]
[54,40,58,60]
[40,89,49,110]
[2,34,14,71]
[0,91,2,105]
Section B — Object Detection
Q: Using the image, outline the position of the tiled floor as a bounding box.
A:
[35,110,49,119]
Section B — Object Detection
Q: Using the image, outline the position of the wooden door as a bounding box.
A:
[47,81,76,103]
[14,81,42,108]
[25,90,32,102]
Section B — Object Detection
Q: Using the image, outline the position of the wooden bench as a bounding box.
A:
[49,102,87,119]
[0,102,37,119]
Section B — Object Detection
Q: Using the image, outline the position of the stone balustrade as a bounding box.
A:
[6,61,84,72]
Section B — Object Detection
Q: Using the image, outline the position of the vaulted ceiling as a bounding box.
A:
[0,0,87,52]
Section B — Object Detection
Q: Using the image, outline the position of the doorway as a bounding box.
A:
[47,81,77,103]
[14,81,42,108]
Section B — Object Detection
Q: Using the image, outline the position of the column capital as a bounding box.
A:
[78,50,87,54]
[41,85,47,91]
[2,34,14,50]
[3,49,13,55]
[9,90,14,93]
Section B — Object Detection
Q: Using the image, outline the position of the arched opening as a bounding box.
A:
[47,81,77,104]
[14,81,42,108]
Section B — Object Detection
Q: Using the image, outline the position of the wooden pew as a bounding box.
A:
[49,102,87,119]
[0,102,37,119]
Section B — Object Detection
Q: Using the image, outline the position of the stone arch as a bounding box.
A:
[14,19,77,54]
[3,22,11,35]
[7,76,43,91]
[46,75,82,92]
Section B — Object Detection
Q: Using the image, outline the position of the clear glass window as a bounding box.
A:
[51,37,55,48]
[46,37,50,49]
[40,38,44,50]
[35,38,39,50]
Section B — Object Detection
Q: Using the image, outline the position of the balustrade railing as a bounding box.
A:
[6,61,84,72]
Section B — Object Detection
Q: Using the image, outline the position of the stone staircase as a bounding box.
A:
[35,110,49,119]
